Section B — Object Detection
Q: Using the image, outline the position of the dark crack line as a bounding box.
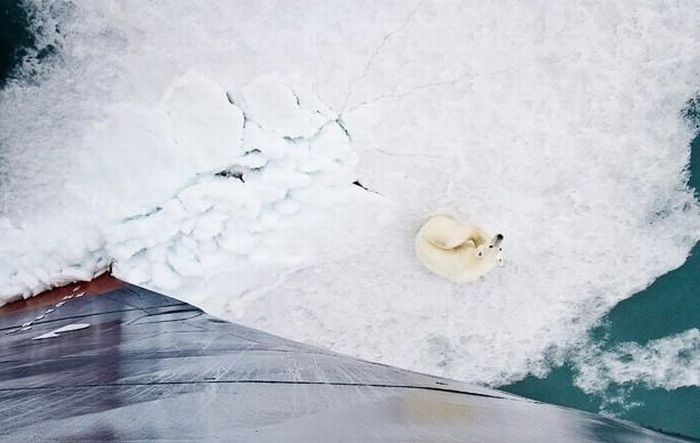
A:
[123,206,163,222]
[0,379,517,401]
[291,89,301,106]
[341,0,425,112]
[336,118,352,141]
[346,56,581,114]
[352,180,380,195]
[215,168,245,182]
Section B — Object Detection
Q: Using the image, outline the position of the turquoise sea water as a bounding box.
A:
[1,2,698,440]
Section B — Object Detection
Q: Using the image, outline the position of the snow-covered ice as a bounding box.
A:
[0,0,699,389]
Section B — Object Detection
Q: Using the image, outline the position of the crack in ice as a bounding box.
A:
[340,0,425,112]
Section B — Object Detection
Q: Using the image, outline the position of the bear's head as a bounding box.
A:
[475,233,504,266]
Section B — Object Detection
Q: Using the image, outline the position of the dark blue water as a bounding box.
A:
[0,0,58,87]
[0,0,35,85]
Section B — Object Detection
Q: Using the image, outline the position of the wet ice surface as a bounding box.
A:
[0,0,699,392]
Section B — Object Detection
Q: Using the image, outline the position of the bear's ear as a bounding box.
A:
[464,238,476,249]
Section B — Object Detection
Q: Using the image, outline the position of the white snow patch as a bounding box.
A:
[32,323,91,340]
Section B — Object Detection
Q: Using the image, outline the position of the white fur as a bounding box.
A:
[415,214,503,283]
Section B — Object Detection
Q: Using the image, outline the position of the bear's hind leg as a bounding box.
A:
[420,215,477,250]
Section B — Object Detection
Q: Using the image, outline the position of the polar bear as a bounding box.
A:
[415,214,504,282]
